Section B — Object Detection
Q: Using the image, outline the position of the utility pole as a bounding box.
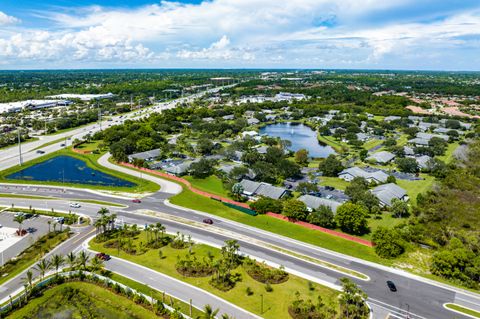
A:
[17,129,23,166]
[97,102,102,131]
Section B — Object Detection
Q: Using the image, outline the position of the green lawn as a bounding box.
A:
[7,282,157,319]
[184,175,230,197]
[363,139,383,150]
[437,142,459,163]
[74,199,127,207]
[0,148,159,194]
[32,136,69,151]
[397,175,435,205]
[364,214,406,240]
[90,232,339,319]
[445,303,480,318]
[318,176,350,191]
[317,135,349,153]
[75,140,103,152]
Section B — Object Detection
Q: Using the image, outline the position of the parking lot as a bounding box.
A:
[0,212,51,265]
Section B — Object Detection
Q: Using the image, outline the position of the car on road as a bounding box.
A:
[36,150,45,154]
[132,199,141,203]
[60,143,66,147]
[69,203,81,208]
[13,212,25,218]
[26,227,36,233]
[386,280,397,292]
[96,252,111,261]
[203,218,213,225]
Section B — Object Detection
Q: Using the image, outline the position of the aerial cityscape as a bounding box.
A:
[0,1,479,319]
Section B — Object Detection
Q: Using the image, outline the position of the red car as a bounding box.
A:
[132,199,141,203]
[203,218,213,225]
[96,252,111,261]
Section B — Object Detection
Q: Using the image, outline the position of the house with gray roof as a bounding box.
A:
[298,195,342,213]
[222,114,235,120]
[416,132,449,141]
[412,155,432,169]
[247,118,260,125]
[128,148,161,162]
[239,179,289,200]
[408,137,429,146]
[384,116,401,122]
[370,183,408,207]
[356,133,369,142]
[404,146,415,156]
[164,161,192,176]
[366,151,395,164]
[338,167,389,183]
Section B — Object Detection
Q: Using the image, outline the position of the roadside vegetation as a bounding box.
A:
[88,212,371,319]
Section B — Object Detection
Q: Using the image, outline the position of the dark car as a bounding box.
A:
[96,252,111,261]
[36,150,45,154]
[132,199,141,203]
[386,280,397,292]
[26,227,36,233]
[203,218,214,225]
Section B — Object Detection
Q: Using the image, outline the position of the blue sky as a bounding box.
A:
[0,0,480,70]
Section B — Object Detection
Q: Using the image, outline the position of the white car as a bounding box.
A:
[69,203,81,208]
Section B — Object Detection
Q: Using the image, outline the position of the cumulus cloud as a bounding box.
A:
[0,0,479,68]
[0,11,20,26]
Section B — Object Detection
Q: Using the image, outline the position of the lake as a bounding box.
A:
[7,155,136,187]
[259,122,335,158]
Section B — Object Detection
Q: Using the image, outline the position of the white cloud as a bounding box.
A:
[0,1,479,68]
[0,11,20,26]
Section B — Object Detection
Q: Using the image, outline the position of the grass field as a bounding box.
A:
[184,175,230,198]
[363,139,383,150]
[445,303,480,318]
[90,232,340,319]
[397,175,435,205]
[32,136,69,151]
[318,176,350,191]
[0,148,159,194]
[75,140,103,152]
[317,135,348,153]
[438,142,460,163]
[7,282,157,319]
[363,213,406,240]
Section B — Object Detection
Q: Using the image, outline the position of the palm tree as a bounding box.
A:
[66,252,77,270]
[21,270,33,294]
[51,254,64,275]
[89,256,104,274]
[97,207,110,217]
[202,305,219,319]
[221,314,232,319]
[35,259,51,279]
[13,215,26,233]
[78,251,89,270]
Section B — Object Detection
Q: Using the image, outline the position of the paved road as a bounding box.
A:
[0,191,478,319]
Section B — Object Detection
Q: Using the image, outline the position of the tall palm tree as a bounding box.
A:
[13,215,26,233]
[78,251,89,270]
[97,207,110,217]
[66,252,77,270]
[35,259,51,279]
[21,270,33,293]
[51,254,64,275]
[202,305,219,319]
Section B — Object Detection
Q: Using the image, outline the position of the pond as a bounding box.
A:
[259,122,335,158]
[6,155,136,187]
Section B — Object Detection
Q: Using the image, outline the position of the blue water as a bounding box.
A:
[259,123,335,158]
[7,155,136,187]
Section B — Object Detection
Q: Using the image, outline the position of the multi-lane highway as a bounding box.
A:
[0,179,479,319]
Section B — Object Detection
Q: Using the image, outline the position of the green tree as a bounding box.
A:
[307,206,336,228]
[13,214,26,233]
[372,227,405,258]
[318,155,344,177]
[294,149,309,165]
[231,183,244,201]
[202,305,219,319]
[339,278,369,319]
[51,254,64,275]
[335,203,369,235]
[282,199,308,221]
[395,157,419,173]
[190,159,214,178]
[249,197,283,214]
[296,182,319,195]
[35,259,51,279]
[391,198,410,218]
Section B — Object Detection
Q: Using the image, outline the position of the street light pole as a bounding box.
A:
[17,129,23,166]
[260,294,263,314]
